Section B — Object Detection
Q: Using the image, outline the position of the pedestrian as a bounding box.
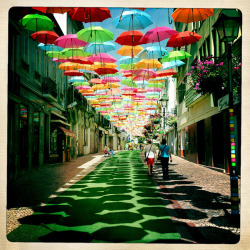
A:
[125,143,128,151]
[143,139,157,176]
[108,147,114,157]
[158,139,172,179]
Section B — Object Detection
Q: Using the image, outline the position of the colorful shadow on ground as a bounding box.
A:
[7,151,181,243]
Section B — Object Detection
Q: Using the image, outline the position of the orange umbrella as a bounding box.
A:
[68,56,93,65]
[156,69,177,77]
[171,8,214,23]
[59,62,82,70]
[93,62,118,69]
[116,45,144,56]
[91,85,109,91]
[89,78,103,84]
[135,59,162,69]
[105,83,121,88]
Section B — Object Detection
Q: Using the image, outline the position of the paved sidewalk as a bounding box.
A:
[148,154,240,243]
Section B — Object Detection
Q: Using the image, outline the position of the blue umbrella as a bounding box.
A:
[161,60,185,70]
[119,56,140,65]
[137,46,169,59]
[68,76,86,83]
[113,10,153,30]
[84,41,116,54]
[38,43,64,52]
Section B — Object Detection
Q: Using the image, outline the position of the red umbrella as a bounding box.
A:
[63,70,84,76]
[32,7,74,14]
[94,68,118,75]
[167,31,202,48]
[68,7,111,23]
[68,56,93,65]
[115,31,144,46]
[156,69,177,77]
[31,31,59,44]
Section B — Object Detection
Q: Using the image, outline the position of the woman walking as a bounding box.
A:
[158,139,172,179]
[143,139,157,176]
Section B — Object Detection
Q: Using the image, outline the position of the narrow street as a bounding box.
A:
[7,151,240,243]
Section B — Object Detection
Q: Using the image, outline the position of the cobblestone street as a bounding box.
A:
[6,150,240,243]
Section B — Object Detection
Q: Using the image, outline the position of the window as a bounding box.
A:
[178,84,186,104]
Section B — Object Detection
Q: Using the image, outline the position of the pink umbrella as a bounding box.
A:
[89,78,104,84]
[108,96,122,100]
[147,87,162,92]
[75,86,91,90]
[55,34,88,48]
[120,69,133,74]
[121,86,136,91]
[52,58,70,63]
[89,53,117,63]
[106,88,122,95]
[134,94,146,98]
[102,77,121,83]
[139,26,178,44]
[123,104,133,108]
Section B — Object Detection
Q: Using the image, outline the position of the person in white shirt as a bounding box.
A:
[143,139,157,176]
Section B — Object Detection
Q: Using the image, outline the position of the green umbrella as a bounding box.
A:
[161,51,191,62]
[46,51,66,58]
[119,63,136,70]
[121,79,137,87]
[77,26,114,43]
[111,104,123,109]
[19,14,54,32]
[61,48,92,58]
[148,83,164,88]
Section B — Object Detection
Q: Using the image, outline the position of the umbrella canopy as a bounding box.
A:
[84,41,115,54]
[93,62,117,69]
[134,69,157,79]
[171,8,214,23]
[102,77,121,83]
[75,85,91,90]
[139,26,178,44]
[89,78,103,84]
[92,85,109,91]
[161,60,185,70]
[68,7,111,23]
[94,68,118,75]
[148,83,164,88]
[161,51,191,62]
[30,31,59,44]
[77,26,114,43]
[113,9,153,30]
[89,53,117,63]
[106,88,121,95]
[58,62,82,71]
[121,79,137,87]
[63,70,84,76]
[116,45,143,56]
[61,48,92,58]
[71,82,90,86]
[137,46,169,59]
[38,43,64,52]
[19,14,54,31]
[69,76,86,83]
[46,51,65,58]
[52,58,69,63]
[167,31,202,48]
[115,31,144,46]
[156,69,177,77]
[135,59,162,69]
[119,56,140,64]
[32,7,74,14]
[55,34,88,48]
[68,56,93,65]
[145,101,157,105]
[119,63,136,70]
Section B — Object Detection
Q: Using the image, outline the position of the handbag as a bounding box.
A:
[157,145,167,161]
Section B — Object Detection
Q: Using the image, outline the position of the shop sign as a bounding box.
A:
[218,93,240,111]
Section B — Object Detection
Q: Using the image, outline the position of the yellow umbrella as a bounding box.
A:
[89,100,100,104]
[105,83,121,89]
[135,59,162,69]
[79,64,95,71]
[58,62,82,70]
[93,62,118,69]
[145,101,157,105]
[116,45,144,56]
[79,89,94,93]
[91,85,109,91]
[148,78,165,83]
[132,102,143,106]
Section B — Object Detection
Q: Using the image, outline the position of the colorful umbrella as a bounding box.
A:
[94,68,118,75]
[68,7,111,23]
[58,62,82,71]
[92,85,109,91]
[135,59,162,69]
[113,10,153,30]
[106,88,121,95]
[139,26,178,44]
[55,34,88,48]
[167,31,202,48]
[119,56,140,64]
[89,53,117,63]
[156,69,177,77]
[121,79,137,87]
[116,45,143,56]
[32,7,74,14]
[115,31,144,46]
[84,41,115,54]
[93,62,117,69]
[171,8,214,23]
[119,63,136,70]
[161,60,185,70]
[89,78,103,84]
[30,31,59,44]
[134,69,157,79]
[137,46,169,59]
[38,43,63,52]
[63,70,84,76]
[77,26,114,43]
[69,76,86,83]
[19,14,53,32]
[102,77,121,83]
[161,51,191,62]
[61,48,92,58]
[68,56,93,65]
[46,51,65,58]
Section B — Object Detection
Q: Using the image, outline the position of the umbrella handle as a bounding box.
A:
[119,8,125,22]
[168,9,172,24]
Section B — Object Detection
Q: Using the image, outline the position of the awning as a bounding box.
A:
[59,126,76,137]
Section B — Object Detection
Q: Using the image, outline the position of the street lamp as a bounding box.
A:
[159,93,169,131]
[214,9,241,218]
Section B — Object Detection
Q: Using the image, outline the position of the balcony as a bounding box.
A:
[185,87,203,107]
[42,77,57,102]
